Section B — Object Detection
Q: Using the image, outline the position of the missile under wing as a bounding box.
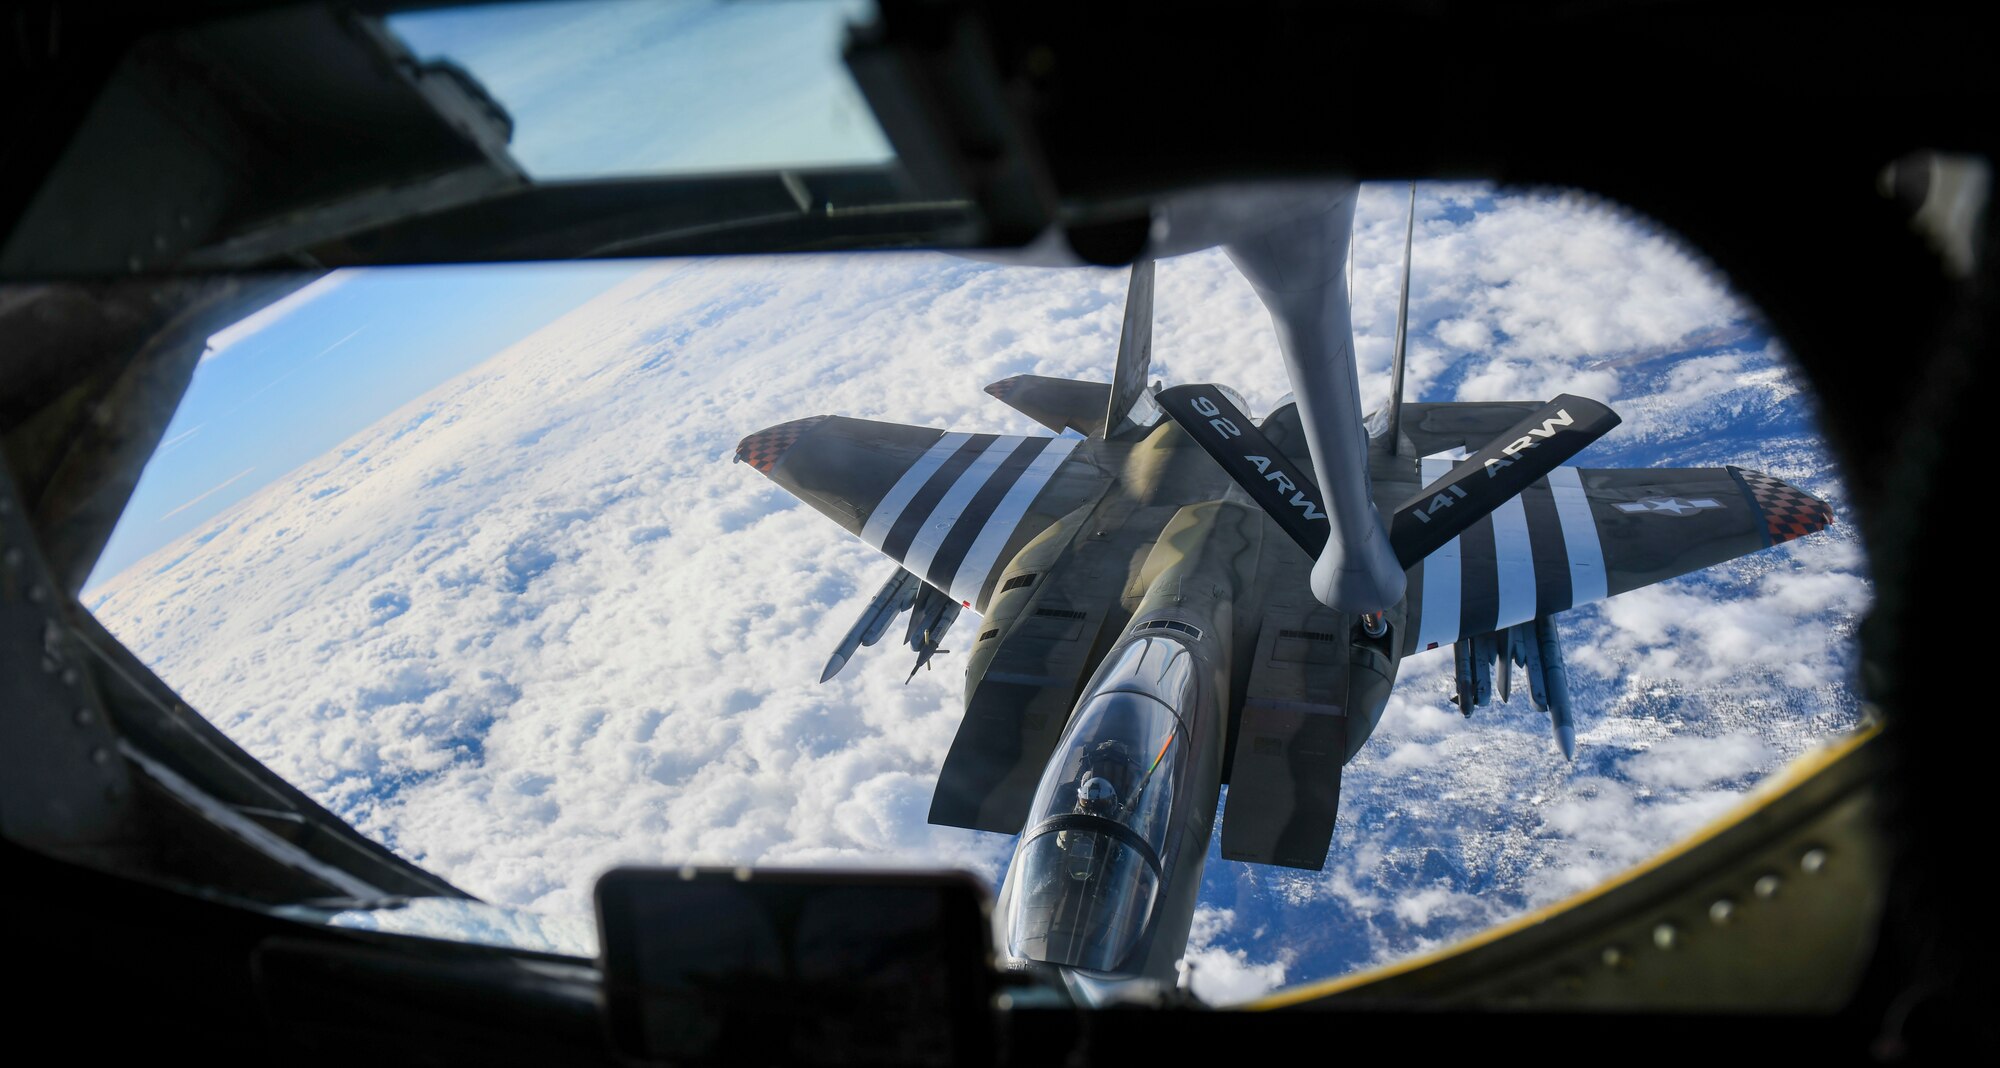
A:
[819,567,920,682]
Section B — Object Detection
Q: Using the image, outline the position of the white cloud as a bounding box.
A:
[1625,733,1773,791]
[1184,908,1289,1005]
[323,896,597,956]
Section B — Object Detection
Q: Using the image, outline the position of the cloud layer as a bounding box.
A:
[89,184,1866,1004]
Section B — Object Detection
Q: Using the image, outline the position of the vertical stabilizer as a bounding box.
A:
[1386,183,1416,456]
[1103,260,1156,437]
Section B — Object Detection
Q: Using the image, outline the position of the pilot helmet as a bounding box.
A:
[1079,775,1117,814]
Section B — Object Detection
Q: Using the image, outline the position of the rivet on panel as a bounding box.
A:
[1754,874,1782,899]
[75,707,94,727]
[61,667,80,686]
[1709,899,1735,925]
[1800,848,1828,875]
[1652,923,1679,950]
[29,584,47,603]
[90,747,110,766]
[1599,945,1626,969]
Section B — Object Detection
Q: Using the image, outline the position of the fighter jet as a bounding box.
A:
[734,185,1834,1004]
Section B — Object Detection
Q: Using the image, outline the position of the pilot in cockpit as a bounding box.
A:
[1077,775,1118,817]
[1058,740,1142,879]
[1083,739,1139,790]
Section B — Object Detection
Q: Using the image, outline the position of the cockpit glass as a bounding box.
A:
[1005,663,1191,973]
[1007,832,1160,973]
[1024,690,1184,853]
[72,182,1868,1005]
[385,0,894,180]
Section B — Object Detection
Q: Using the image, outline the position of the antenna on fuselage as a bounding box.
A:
[1386,182,1417,457]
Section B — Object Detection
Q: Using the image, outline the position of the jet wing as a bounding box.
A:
[736,416,1100,613]
[1400,462,1833,655]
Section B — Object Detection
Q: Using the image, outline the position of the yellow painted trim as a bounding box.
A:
[1244,721,1883,1011]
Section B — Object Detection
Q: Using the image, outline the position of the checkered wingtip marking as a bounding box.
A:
[1730,466,1833,545]
[736,416,828,474]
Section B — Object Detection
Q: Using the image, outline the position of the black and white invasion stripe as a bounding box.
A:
[1411,459,1609,651]
[859,434,1078,609]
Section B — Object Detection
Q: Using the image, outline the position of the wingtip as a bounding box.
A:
[735,415,831,474]
[1730,466,1835,545]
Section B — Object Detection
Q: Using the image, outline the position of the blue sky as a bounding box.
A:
[89,263,640,587]
[389,0,890,178]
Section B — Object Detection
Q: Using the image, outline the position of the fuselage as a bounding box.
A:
[986,401,1417,1000]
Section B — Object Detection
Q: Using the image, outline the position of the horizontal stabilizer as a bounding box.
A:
[1156,383,1331,559]
[1388,400,1551,459]
[1389,394,1620,568]
[984,375,1113,437]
